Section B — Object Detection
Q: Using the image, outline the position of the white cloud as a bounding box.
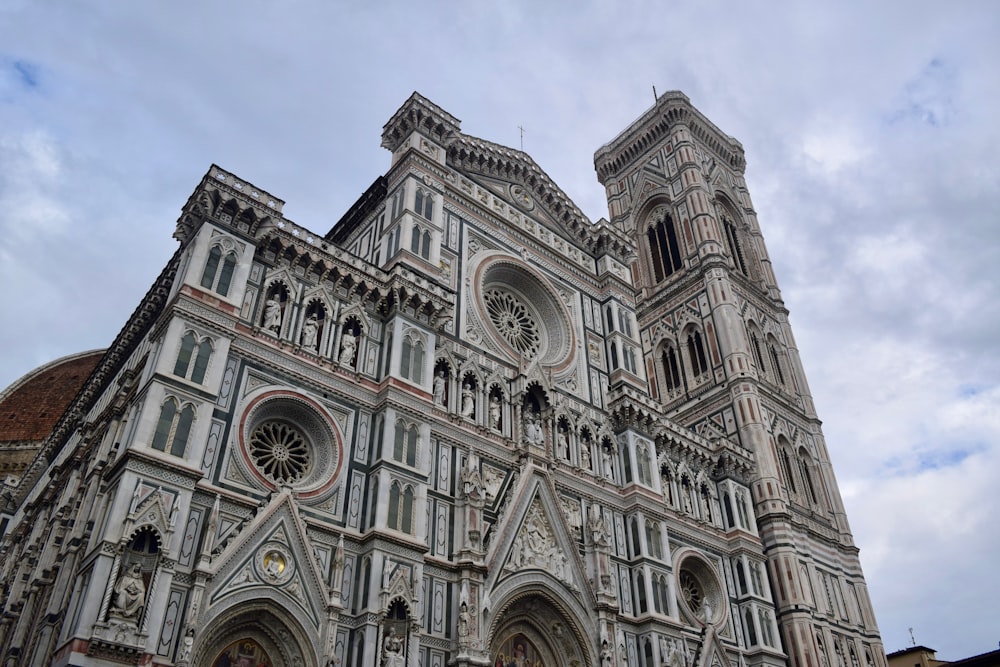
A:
[0,0,998,658]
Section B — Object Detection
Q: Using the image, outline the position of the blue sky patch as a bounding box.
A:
[11,59,39,89]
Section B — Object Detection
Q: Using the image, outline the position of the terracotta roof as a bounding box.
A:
[0,350,105,443]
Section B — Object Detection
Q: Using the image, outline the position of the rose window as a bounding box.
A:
[679,570,703,610]
[484,288,541,358]
[249,420,311,484]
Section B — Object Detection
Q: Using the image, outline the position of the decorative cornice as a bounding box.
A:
[593,91,746,184]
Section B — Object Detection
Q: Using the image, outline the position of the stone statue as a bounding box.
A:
[555,426,568,460]
[580,442,591,470]
[433,371,446,406]
[524,409,543,446]
[460,384,475,418]
[301,314,319,350]
[382,628,404,667]
[488,394,501,429]
[462,453,484,503]
[602,446,615,481]
[339,330,357,366]
[111,563,146,619]
[179,627,195,661]
[588,506,610,548]
[457,602,470,639]
[263,295,282,332]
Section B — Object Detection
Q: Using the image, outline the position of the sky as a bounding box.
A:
[1,0,998,658]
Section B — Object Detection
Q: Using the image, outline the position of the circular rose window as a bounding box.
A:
[249,420,311,484]
[476,259,574,367]
[676,555,724,626]
[239,393,341,496]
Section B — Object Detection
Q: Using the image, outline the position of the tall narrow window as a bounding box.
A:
[744,608,758,646]
[662,346,682,392]
[646,208,683,283]
[687,330,709,376]
[636,571,648,614]
[420,230,431,259]
[174,333,196,377]
[618,310,632,337]
[200,245,238,297]
[769,343,786,385]
[400,335,424,383]
[606,306,615,333]
[401,485,414,533]
[637,445,652,486]
[151,399,194,457]
[410,226,422,254]
[191,339,212,384]
[388,482,401,530]
[724,216,748,275]
[415,189,433,219]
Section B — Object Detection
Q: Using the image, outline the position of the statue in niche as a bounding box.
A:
[433,371,447,406]
[555,425,568,460]
[523,409,543,446]
[580,442,591,471]
[602,445,615,481]
[488,394,501,429]
[457,602,471,639]
[111,563,146,619]
[263,294,282,332]
[301,314,319,350]
[460,384,475,418]
[382,627,404,667]
[339,329,358,366]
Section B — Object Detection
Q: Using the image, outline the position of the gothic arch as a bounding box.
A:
[486,581,596,667]
[191,602,317,667]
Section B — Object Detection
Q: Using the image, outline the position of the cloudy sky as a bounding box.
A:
[2,0,997,658]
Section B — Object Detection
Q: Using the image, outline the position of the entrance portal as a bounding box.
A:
[211,638,274,667]
[488,593,590,667]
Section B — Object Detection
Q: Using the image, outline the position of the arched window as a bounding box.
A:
[799,447,820,505]
[621,442,632,483]
[400,334,424,384]
[421,229,431,259]
[779,442,798,494]
[645,520,662,559]
[200,245,238,297]
[661,344,682,393]
[636,571,648,614]
[618,310,633,337]
[386,482,413,533]
[768,341,786,386]
[605,306,615,333]
[760,610,775,647]
[646,208,683,282]
[736,491,751,529]
[410,226,422,255]
[630,517,642,558]
[643,637,654,666]
[151,399,194,457]
[737,560,748,595]
[392,421,418,467]
[723,492,735,528]
[652,576,664,614]
[415,189,433,220]
[610,342,619,370]
[687,329,709,376]
[657,574,670,614]
[747,324,766,373]
[744,608,758,646]
[723,215,748,276]
[174,332,212,384]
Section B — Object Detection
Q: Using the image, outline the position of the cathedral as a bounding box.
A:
[0,91,884,667]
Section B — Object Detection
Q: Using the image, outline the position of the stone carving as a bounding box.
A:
[382,627,404,667]
[461,384,475,418]
[111,563,146,619]
[488,394,501,429]
[263,295,282,332]
[301,314,319,350]
[433,371,447,406]
[523,408,543,446]
[339,330,358,366]
[505,502,575,588]
[581,442,592,471]
[561,497,582,539]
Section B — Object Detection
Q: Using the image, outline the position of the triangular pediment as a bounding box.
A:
[486,470,590,602]
[694,626,730,667]
[206,491,331,630]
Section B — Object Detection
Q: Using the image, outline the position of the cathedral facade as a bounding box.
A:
[0,92,884,667]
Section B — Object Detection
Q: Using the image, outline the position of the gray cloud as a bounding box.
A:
[1,0,998,657]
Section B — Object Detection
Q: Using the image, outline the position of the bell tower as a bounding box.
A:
[595,92,884,667]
